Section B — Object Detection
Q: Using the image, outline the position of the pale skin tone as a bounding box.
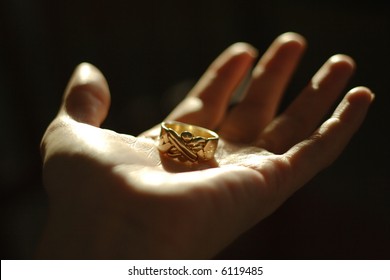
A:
[38,32,374,259]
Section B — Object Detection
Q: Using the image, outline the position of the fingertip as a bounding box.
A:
[310,54,356,90]
[329,54,355,65]
[328,54,356,73]
[332,86,374,126]
[347,86,375,103]
[228,42,259,58]
[208,42,258,78]
[213,42,258,71]
[279,31,306,41]
[259,32,306,73]
[62,63,111,126]
[277,32,307,49]
[71,63,107,85]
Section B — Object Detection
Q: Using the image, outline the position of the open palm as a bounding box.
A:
[38,33,373,259]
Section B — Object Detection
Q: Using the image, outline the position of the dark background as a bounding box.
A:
[1,0,389,259]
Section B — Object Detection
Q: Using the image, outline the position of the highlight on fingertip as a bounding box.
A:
[346,86,375,103]
[228,42,259,58]
[277,32,307,48]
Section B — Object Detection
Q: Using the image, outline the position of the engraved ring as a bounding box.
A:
[158,121,219,164]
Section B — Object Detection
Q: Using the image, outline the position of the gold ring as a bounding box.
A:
[158,121,219,164]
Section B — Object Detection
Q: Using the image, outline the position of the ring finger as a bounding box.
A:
[257,54,356,154]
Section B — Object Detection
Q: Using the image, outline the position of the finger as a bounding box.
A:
[258,54,355,154]
[165,43,257,129]
[59,63,111,127]
[283,87,374,194]
[219,32,306,142]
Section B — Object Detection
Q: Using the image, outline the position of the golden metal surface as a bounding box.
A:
[158,121,219,163]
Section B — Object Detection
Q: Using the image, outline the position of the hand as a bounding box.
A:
[38,32,374,259]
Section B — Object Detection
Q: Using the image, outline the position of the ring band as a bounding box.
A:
[158,121,219,163]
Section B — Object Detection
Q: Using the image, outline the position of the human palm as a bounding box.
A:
[38,33,373,259]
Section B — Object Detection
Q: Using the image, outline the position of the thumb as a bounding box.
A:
[60,63,111,127]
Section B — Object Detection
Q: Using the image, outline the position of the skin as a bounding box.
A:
[37,32,374,259]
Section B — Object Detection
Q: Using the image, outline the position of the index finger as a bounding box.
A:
[165,43,257,129]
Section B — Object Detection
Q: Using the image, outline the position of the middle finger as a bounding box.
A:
[219,32,306,143]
